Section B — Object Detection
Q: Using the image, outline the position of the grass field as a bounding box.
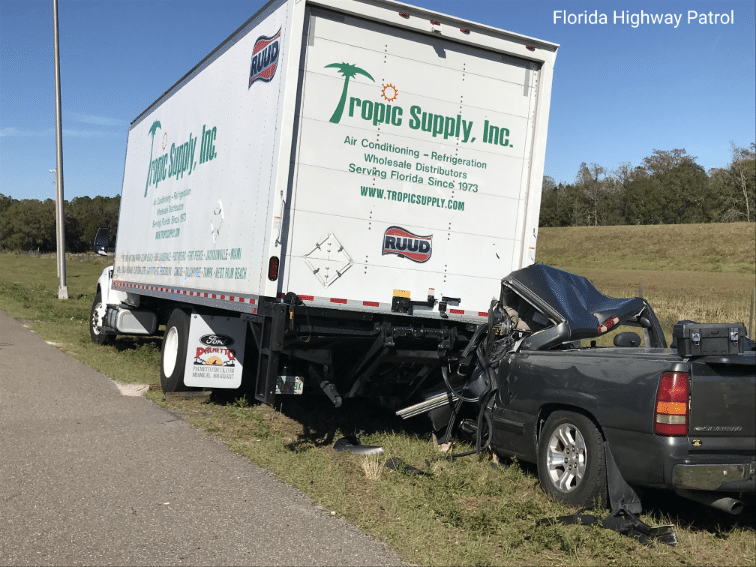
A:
[1,223,754,566]
[537,223,756,342]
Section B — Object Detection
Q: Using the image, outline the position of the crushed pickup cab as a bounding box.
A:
[402,264,756,514]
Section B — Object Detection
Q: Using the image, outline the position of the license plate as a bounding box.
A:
[276,375,304,394]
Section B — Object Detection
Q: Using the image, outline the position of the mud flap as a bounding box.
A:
[536,442,677,546]
[605,443,641,514]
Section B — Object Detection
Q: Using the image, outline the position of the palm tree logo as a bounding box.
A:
[144,120,162,197]
[325,63,374,124]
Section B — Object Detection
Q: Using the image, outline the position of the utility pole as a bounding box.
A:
[49,169,60,278]
[53,0,68,299]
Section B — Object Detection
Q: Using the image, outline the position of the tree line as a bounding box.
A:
[1,143,753,251]
[0,195,120,253]
[540,144,755,227]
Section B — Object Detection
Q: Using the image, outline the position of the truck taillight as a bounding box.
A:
[654,371,689,436]
[597,316,620,334]
[268,256,279,281]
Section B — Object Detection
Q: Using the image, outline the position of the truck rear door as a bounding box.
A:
[282,6,553,319]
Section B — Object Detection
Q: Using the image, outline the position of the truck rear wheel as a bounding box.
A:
[537,411,607,507]
[160,309,191,392]
[89,291,115,345]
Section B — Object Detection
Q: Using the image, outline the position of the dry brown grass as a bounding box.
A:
[361,454,384,480]
[537,223,756,338]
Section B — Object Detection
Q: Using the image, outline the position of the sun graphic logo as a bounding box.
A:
[381,83,398,102]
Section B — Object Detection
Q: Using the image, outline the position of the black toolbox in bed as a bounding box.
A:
[672,322,746,357]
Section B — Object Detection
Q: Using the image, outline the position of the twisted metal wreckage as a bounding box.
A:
[342,264,756,545]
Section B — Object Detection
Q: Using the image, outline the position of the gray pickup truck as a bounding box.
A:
[408,264,755,515]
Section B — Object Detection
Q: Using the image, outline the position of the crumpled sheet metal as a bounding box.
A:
[503,264,647,341]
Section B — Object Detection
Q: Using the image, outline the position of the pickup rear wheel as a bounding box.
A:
[89,291,115,345]
[160,309,191,393]
[538,411,607,507]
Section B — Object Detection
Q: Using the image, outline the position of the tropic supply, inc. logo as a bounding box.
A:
[144,120,219,197]
[382,226,432,263]
[325,61,514,147]
[249,28,281,87]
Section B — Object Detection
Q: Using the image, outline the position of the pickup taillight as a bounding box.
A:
[654,371,689,436]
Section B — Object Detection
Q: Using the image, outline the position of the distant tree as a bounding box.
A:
[612,162,635,188]
[0,195,120,252]
[539,177,558,225]
[572,162,624,226]
[731,143,756,222]
[622,149,712,224]
[640,149,692,176]
[0,194,16,245]
[539,146,752,227]
[542,176,556,192]
[67,195,120,252]
[0,199,56,251]
[0,193,15,214]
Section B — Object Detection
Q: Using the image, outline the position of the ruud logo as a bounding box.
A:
[382,226,432,263]
[199,334,235,347]
[249,29,281,87]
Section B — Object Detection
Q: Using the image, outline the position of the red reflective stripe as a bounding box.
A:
[478,312,488,317]
[299,295,315,301]
[449,309,464,314]
[363,301,379,307]
[330,298,347,304]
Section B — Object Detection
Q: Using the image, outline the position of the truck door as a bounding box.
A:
[283,6,547,315]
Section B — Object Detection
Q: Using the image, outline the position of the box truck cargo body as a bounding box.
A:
[91,0,557,407]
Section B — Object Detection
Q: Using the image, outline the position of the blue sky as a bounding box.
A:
[1,0,754,200]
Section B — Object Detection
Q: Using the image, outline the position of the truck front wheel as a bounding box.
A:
[89,291,115,345]
[537,411,607,507]
[160,309,191,392]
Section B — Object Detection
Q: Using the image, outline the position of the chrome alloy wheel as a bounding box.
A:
[545,422,587,493]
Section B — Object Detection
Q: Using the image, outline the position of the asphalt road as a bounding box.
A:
[0,310,405,566]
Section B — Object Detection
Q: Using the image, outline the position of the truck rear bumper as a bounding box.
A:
[672,460,756,492]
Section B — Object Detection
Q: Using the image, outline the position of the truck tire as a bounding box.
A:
[89,291,114,345]
[160,309,191,392]
[537,411,607,507]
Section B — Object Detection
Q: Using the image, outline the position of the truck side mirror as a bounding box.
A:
[94,227,111,256]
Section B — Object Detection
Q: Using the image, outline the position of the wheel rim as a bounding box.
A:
[545,422,587,493]
[163,326,179,376]
[91,302,103,335]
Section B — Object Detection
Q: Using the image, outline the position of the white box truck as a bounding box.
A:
[90,0,557,410]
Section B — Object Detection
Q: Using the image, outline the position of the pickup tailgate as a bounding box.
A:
[689,354,756,438]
